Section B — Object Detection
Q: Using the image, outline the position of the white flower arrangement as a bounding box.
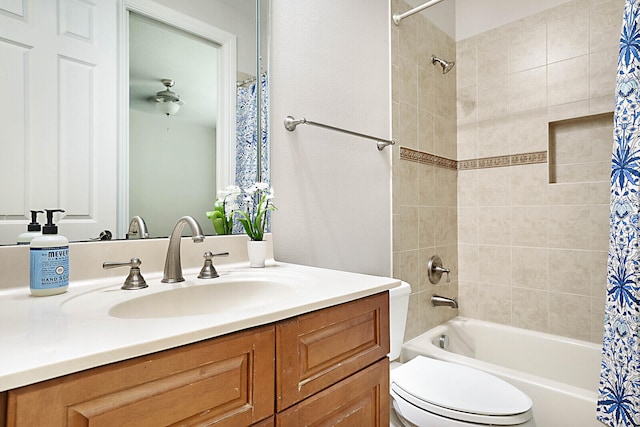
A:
[233,182,275,241]
[206,185,241,235]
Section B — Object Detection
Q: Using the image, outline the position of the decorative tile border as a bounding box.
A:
[467,151,548,170]
[400,147,547,171]
[510,151,547,166]
[399,147,457,170]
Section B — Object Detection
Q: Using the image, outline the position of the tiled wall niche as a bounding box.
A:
[549,113,613,184]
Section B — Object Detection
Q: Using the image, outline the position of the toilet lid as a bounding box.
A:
[391,356,532,418]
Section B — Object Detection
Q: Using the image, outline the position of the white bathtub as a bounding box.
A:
[401,317,602,427]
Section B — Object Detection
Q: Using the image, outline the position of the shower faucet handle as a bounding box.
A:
[436,265,451,283]
[428,255,450,284]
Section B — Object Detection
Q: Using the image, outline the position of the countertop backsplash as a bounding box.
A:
[0,234,273,291]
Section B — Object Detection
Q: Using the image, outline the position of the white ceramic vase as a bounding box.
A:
[247,239,267,268]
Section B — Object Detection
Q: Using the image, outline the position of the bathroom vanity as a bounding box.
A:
[0,236,396,426]
[3,293,390,426]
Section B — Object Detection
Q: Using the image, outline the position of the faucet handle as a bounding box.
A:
[427,255,451,284]
[90,230,113,241]
[103,258,148,290]
[436,266,451,283]
[198,251,230,279]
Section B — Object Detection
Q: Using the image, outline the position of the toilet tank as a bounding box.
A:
[388,281,411,361]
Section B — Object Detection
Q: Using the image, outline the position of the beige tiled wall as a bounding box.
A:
[391,0,458,342]
[456,0,623,343]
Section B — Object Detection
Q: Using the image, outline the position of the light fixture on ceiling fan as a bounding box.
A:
[150,79,184,116]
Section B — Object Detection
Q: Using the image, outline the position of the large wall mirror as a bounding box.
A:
[0,0,269,245]
[121,0,270,239]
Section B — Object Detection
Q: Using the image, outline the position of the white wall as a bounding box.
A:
[152,0,256,75]
[129,110,216,237]
[404,0,573,41]
[454,0,572,40]
[270,0,393,276]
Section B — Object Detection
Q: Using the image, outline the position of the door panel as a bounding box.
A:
[0,0,117,243]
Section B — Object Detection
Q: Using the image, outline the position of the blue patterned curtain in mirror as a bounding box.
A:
[598,1,640,425]
[235,74,269,234]
[235,74,269,189]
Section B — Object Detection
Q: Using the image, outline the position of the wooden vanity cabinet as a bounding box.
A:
[1,391,6,427]
[3,291,390,427]
[275,291,390,425]
[276,359,389,426]
[276,291,390,411]
[5,325,275,427]
[252,416,275,426]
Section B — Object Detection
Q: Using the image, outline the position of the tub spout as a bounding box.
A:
[431,295,458,309]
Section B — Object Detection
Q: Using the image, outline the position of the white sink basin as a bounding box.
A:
[109,278,296,319]
[60,268,318,320]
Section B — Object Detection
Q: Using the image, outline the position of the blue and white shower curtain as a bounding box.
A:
[598,1,640,425]
[234,74,270,234]
[235,74,269,189]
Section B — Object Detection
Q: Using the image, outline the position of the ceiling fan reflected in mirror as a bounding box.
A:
[150,78,184,116]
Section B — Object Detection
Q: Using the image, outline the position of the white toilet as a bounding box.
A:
[388,282,535,427]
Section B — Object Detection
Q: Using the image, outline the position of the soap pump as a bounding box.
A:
[17,210,44,245]
[29,209,69,296]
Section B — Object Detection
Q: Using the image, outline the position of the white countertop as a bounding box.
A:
[0,260,399,391]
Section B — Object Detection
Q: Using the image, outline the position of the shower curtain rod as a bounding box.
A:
[393,0,445,25]
[236,72,267,88]
[284,116,395,151]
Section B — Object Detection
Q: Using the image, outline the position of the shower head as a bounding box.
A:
[431,55,455,74]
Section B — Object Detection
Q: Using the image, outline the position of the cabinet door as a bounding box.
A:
[1,391,6,425]
[6,325,275,427]
[252,416,275,427]
[276,292,389,411]
[276,358,390,427]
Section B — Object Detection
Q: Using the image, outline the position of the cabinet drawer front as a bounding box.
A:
[276,292,389,411]
[252,415,275,427]
[276,358,390,427]
[7,325,275,427]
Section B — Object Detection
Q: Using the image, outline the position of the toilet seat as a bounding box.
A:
[391,356,533,426]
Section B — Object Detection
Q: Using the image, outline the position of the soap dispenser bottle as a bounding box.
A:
[17,210,44,244]
[30,209,69,296]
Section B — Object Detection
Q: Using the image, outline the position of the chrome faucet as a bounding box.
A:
[126,216,149,239]
[161,216,205,283]
[431,295,459,309]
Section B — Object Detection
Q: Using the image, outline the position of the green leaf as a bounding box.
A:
[212,217,226,235]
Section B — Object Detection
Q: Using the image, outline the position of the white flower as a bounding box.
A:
[266,186,275,200]
[225,185,241,195]
[217,185,240,200]
[255,182,270,191]
[225,199,239,217]
[245,182,271,195]
[244,183,258,194]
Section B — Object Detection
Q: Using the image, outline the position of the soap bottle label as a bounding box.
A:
[30,246,69,290]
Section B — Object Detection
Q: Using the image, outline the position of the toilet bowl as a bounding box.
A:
[391,356,534,426]
[389,282,535,427]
